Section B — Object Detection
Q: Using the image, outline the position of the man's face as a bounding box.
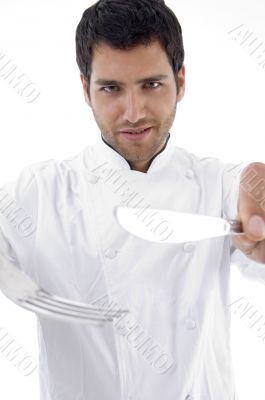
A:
[81,40,185,172]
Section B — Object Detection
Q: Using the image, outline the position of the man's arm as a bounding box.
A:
[233,162,265,264]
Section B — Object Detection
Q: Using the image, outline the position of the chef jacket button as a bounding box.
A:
[87,174,99,184]
[104,248,117,259]
[185,319,196,330]
[183,242,195,253]
[185,169,194,179]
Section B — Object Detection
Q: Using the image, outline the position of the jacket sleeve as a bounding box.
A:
[0,164,38,273]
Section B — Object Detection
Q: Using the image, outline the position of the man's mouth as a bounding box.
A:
[121,127,152,141]
[122,127,150,135]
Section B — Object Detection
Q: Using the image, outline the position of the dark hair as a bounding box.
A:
[75,0,184,93]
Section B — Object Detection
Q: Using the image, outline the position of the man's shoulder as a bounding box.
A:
[23,146,89,178]
[170,144,225,174]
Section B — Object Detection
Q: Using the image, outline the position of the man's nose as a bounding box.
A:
[122,91,146,123]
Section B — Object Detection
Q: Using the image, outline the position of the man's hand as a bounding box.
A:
[233,162,265,264]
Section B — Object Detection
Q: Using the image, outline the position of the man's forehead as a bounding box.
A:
[91,40,169,67]
[90,41,172,82]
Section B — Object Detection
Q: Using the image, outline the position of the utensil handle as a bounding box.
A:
[228,219,243,234]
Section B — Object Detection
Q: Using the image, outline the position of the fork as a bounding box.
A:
[0,254,128,325]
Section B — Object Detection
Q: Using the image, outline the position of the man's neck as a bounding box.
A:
[100,132,171,173]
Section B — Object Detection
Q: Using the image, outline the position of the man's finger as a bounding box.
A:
[232,234,259,255]
[245,214,265,241]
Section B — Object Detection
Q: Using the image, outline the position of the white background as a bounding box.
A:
[0,0,265,398]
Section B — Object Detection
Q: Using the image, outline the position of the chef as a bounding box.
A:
[0,0,265,399]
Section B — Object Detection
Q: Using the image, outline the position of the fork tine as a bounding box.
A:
[21,292,127,323]
[37,290,128,318]
[25,297,115,321]
[19,298,109,324]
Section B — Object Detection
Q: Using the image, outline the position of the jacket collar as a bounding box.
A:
[91,132,174,174]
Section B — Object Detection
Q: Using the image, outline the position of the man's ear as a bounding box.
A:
[176,64,185,102]
[80,74,91,107]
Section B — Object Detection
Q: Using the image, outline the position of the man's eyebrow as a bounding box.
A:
[94,74,169,86]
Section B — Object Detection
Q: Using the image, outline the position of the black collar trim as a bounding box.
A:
[100,132,171,171]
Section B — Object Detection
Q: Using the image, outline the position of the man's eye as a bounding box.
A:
[101,86,119,93]
[100,82,161,93]
[146,82,161,89]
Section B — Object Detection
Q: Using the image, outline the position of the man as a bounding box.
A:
[0,0,264,399]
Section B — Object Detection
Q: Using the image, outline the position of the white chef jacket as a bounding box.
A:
[0,132,259,400]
